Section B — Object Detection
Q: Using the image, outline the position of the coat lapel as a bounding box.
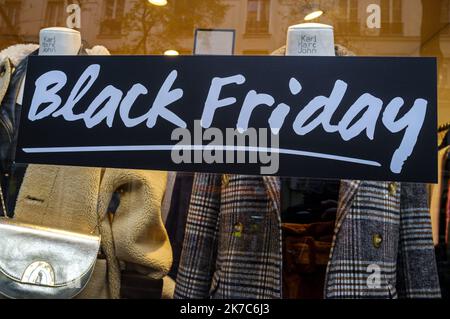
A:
[335,180,361,233]
[262,176,280,215]
[323,179,360,298]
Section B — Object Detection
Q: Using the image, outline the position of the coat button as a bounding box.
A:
[388,182,397,196]
[221,174,230,187]
[372,233,383,248]
[232,222,243,237]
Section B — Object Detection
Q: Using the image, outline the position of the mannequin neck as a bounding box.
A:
[39,27,81,56]
[286,23,335,57]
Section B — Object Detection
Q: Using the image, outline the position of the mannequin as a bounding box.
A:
[282,22,339,222]
[175,23,439,299]
[281,22,340,299]
[282,24,339,223]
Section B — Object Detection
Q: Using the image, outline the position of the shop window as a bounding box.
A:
[349,0,358,21]
[99,0,125,37]
[242,49,269,55]
[171,0,191,36]
[173,0,188,25]
[178,49,191,55]
[380,0,403,35]
[245,0,271,35]
[44,0,65,27]
[442,0,450,34]
[336,0,360,34]
[0,0,21,32]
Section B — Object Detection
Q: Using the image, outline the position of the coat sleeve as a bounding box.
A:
[174,173,221,299]
[396,183,441,298]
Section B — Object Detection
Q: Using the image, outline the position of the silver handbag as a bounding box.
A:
[0,185,101,299]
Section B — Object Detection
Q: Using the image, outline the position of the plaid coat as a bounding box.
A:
[174,174,441,299]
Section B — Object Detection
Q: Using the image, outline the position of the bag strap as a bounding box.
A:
[0,182,8,218]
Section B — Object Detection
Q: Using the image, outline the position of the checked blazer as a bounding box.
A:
[174,174,441,299]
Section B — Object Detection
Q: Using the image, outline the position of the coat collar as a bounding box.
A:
[334,180,361,233]
[262,176,281,214]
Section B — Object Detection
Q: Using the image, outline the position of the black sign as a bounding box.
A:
[16,55,437,182]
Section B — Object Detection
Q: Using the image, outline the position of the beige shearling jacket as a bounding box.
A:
[1,44,173,299]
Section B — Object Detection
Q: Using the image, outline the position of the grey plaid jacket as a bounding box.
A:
[174,174,441,299]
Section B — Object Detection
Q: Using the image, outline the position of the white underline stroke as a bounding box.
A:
[22,145,381,167]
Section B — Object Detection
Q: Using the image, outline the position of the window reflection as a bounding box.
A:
[379,0,403,34]
[44,0,65,28]
[99,0,125,36]
[246,0,271,35]
[0,0,21,33]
